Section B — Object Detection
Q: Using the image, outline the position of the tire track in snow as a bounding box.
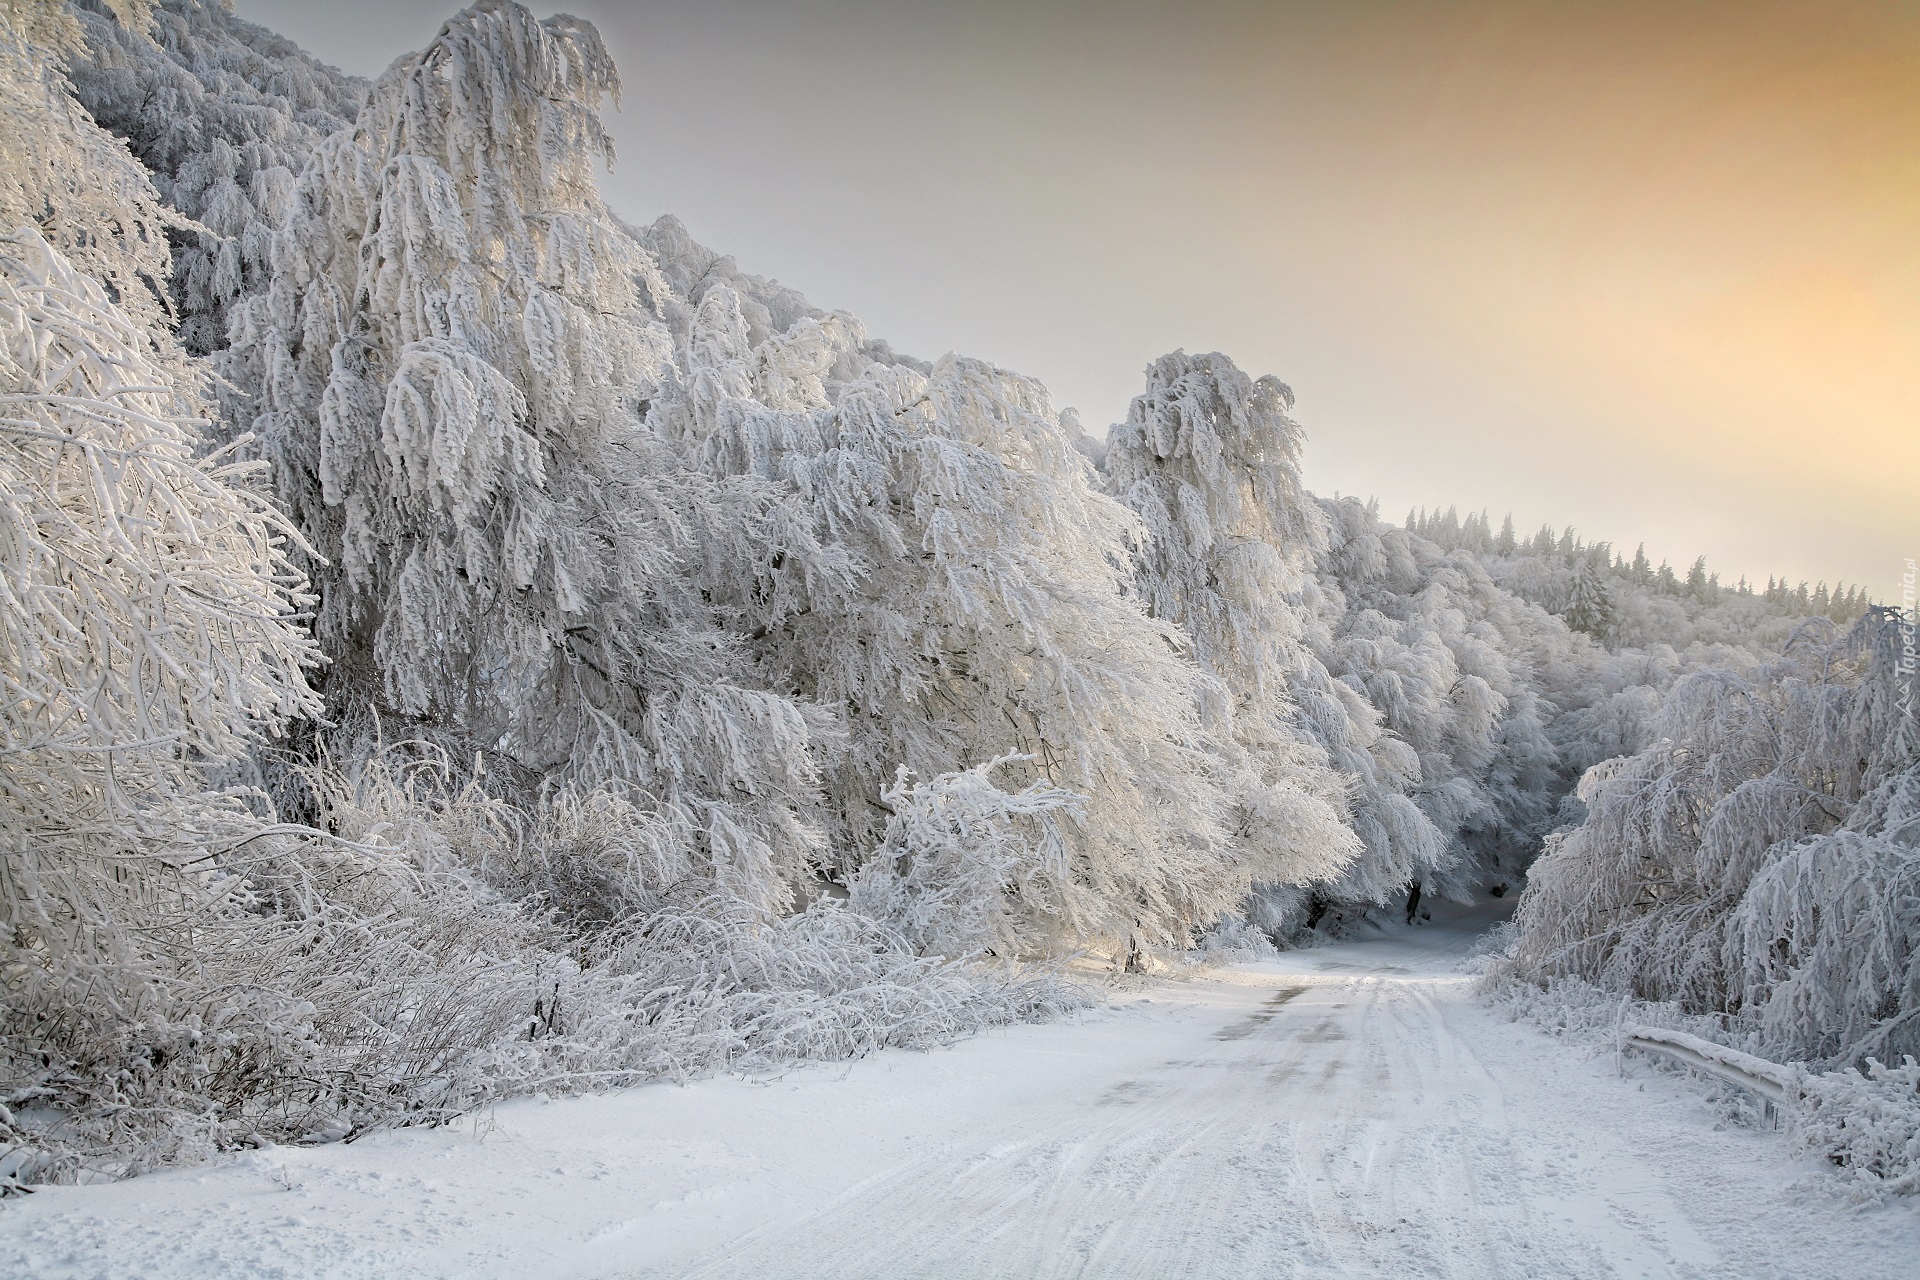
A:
[632,952,1739,1280]
[651,984,1326,1279]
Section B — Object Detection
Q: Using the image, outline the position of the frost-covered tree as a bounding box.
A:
[0,2,330,1168]
[0,219,321,1006]
[66,0,366,354]
[1,0,318,864]
[1306,498,1568,909]
[1091,360,1588,933]
[2,11,1085,1186]
[11,0,1906,1191]
[1100,351,1360,896]
[0,219,319,816]
[1564,555,1616,642]
[655,280,1238,955]
[0,0,180,327]
[226,1,823,904]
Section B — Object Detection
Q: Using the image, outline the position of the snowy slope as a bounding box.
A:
[4,910,1914,1279]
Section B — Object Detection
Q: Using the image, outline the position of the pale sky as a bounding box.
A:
[239,0,1917,596]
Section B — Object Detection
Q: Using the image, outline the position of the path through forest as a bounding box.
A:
[5,907,1917,1279]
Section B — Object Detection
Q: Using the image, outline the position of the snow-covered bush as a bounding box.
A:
[847,757,1083,960]
[1788,1056,1920,1198]
[1,743,1084,1186]
[1194,917,1281,964]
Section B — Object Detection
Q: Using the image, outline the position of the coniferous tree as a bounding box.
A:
[1686,555,1711,600]
[1565,557,1616,642]
[1495,513,1517,556]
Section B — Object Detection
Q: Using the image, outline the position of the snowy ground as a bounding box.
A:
[5,908,1916,1279]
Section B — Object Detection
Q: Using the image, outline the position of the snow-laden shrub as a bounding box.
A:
[1789,1057,1920,1198]
[1194,917,1281,964]
[564,891,1083,1083]
[846,757,1084,960]
[0,746,1085,1187]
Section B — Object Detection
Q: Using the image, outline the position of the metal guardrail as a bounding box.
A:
[1618,1022,1797,1129]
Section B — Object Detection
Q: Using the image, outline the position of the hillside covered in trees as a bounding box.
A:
[2,0,1911,1192]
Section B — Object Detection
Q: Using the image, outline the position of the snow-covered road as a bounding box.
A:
[5,911,1916,1278]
